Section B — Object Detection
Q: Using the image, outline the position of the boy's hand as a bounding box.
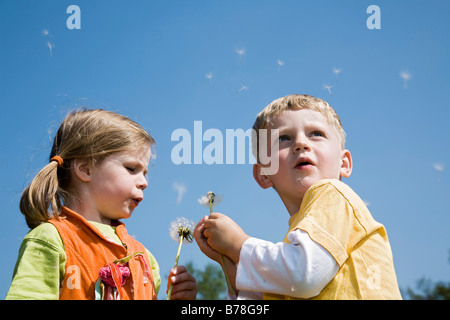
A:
[166,265,198,300]
[194,216,222,263]
[203,212,250,263]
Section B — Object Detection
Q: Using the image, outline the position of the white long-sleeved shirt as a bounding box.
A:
[232,229,339,300]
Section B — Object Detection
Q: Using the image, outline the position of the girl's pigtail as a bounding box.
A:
[19,160,62,229]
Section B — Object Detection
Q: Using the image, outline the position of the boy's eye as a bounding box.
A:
[126,167,135,173]
[279,135,291,142]
[310,131,325,137]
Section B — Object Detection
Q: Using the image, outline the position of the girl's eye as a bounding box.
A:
[126,167,135,173]
[279,135,290,142]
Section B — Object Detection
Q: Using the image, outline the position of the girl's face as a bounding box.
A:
[86,146,151,224]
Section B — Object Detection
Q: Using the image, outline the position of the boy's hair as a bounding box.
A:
[20,109,155,229]
[252,94,346,161]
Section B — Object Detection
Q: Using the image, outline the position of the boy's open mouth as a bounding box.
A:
[297,162,312,167]
[295,158,314,169]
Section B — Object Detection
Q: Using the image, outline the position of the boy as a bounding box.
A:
[195,94,402,299]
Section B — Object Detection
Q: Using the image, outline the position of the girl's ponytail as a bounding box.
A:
[19,158,63,229]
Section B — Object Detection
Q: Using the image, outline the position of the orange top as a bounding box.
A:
[49,206,157,300]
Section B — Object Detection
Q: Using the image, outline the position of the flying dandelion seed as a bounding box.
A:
[277,59,285,72]
[42,29,54,56]
[399,70,412,89]
[236,48,245,63]
[324,84,333,96]
[237,84,248,93]
[433,163,444,172]
[173,182,186,204]
[205,72,213,86]
[332,67,342,82]
[47,41,54,56]
[42,29,54,37]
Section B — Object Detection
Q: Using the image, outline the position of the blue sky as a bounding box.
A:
[1,0,449,299]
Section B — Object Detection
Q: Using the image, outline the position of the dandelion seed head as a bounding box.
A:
[198,191,222,207]
[169,217,195,244]
[42,29,50,36]
[206,191,215,202]
[205,73,213,80]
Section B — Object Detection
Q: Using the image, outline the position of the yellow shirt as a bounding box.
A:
[264,179,402,300]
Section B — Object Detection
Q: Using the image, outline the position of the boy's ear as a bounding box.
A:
[253,163,273,189]
[340,149,353,178]
[72,158,93,183]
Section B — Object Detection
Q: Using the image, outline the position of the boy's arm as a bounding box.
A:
[202,213,339,299]
[237,229,338,298]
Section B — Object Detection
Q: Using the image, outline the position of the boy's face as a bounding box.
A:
[254,109,352,213]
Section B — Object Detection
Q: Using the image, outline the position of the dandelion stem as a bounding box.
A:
[167,235,184,300]
[219,254,236,296]
[208,198,236,297]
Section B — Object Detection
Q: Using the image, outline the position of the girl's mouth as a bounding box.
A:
[132,198,142,207]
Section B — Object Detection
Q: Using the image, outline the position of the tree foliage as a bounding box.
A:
[403,278,450,300]
[402,249,450,300]
[186,261,227,300]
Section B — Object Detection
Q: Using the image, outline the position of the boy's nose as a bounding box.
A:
[293,137,310,152]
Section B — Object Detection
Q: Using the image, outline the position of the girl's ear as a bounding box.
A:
[340,149,353,179]
[253,163,274,189]
[72,158,93,183]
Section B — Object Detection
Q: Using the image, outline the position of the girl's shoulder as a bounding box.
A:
[24,222,64,251]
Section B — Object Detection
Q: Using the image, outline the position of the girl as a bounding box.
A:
[6,109,197,300]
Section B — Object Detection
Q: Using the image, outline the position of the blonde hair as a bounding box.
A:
[252,94,346,161]
[20,109,155,229]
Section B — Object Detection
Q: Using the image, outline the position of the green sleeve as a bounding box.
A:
[145,249,161,295]
[5,223,66,300]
